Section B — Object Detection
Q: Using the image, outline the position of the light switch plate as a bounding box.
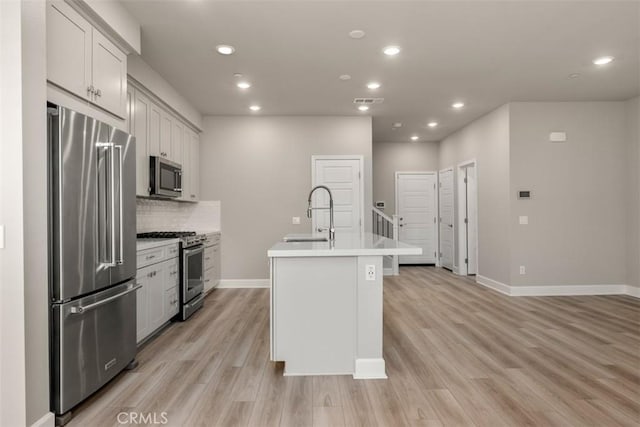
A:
[292,217,300,225]
[519,216,529,225]
[519,266,526,275]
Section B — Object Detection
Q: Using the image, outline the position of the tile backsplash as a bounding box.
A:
[136,198,221,233]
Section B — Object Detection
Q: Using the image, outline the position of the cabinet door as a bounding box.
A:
[146,265,165,333]
[136,267,151,343]
[47,1,92,101]
[164,288,179,319]
[91,30,127,118]
[125,86,134,134]
[148,102,162,157]
[189,132,200,201]
[172,120,184,166]
[134,91,151,196]
[182,127,192,201]
[160,112,173,159]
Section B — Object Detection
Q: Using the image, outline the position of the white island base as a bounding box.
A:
[268,233,421,379]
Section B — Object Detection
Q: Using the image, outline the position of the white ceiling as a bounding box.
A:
[121,0,639,143]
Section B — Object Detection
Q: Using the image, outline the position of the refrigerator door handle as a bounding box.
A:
[115,145,124,265]
[69,284,142,314]
[97,142,116,267]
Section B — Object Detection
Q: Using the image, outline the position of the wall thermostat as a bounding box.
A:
[375,201,385,209]
[518,190,532,199]
[549,132,567,142]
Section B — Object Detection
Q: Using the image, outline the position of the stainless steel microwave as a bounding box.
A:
[149,156,182,198]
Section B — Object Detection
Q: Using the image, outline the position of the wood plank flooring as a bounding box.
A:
[68,267,640,426]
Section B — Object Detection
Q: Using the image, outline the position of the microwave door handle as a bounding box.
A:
[115,145,124,265]
[174,169,182,192]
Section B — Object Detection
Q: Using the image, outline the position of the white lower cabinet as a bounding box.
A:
[204,233,221,293]
[136,243,180,344]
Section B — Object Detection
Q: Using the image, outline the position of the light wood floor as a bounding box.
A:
[69,267,640,426]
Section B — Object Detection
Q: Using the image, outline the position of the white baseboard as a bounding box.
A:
[476,275,511,295]
[383,267,394,276]
[353,358,387,379]
[217,279,270,289]
[31,412,54,427]
[625,285,640,298]
[475,275,638,298]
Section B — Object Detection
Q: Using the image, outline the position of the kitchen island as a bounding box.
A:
[267,232,421,379]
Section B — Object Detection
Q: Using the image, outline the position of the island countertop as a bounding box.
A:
[268,232,422,258]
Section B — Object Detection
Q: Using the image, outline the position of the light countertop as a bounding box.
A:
[268,232,422,258]
[136,238,180,251]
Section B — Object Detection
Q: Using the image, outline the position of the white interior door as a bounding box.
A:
[312,157,362,236]
[466,165,478,274]
[439,169,454,270]
[396,173,437,264]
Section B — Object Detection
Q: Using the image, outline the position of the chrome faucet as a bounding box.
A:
[307,185,335,242]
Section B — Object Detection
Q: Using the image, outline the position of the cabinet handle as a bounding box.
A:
[170,270,177,276]
[146,255,155,260]
[87,85,95,96]
[205,257,211,261]
[191,194,195,198]
[95,89,102,97]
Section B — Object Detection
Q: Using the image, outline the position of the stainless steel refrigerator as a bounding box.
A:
[48,104,139,419]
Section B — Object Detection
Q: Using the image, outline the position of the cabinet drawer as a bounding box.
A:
[204,245,216,271]
[204,267,216,292]
[166,259,179,289]
[167,243,180,259]
[137,247,166,269]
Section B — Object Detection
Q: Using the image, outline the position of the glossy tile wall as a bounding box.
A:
[136,198,220,233]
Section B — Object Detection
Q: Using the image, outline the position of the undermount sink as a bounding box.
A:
[282,236,329,243]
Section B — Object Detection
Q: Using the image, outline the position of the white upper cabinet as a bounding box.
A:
[160,112,173,160]
[188,131,200,201]
[91,31,127,117]
[172,120,184,166]
[46,1,128,118]
[134,91,151,196]
[47,1,92,101]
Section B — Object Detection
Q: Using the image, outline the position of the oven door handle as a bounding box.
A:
[183,246,204,256]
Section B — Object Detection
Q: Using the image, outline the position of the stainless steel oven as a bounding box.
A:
[180,242,204,320]
[149,156,182,198]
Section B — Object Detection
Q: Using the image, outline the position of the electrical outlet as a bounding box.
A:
[519,265,526,275]
[366,264,376,281]
[519,216,528,225]
[292,216,300,225]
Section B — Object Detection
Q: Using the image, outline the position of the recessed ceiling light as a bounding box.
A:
[249,105,261,111]
[393,122,402,128]
[452,102,465,109]
[367,82,381,90]
[568,73,581,79]
[428,121,438,128]
[593,56,614,66]
[215,45,235,55]
[358,105,369,112]
[339,74,352,81]
[349,30,365,39]
[383,45,401,56]
[237,81,251,89]
[410,135,419,141]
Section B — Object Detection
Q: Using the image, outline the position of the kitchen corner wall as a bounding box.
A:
[438,105,511,285]
[372,141,440,215]
[509,102,628,287]
[199,116,373,280]
[626,97,640,289]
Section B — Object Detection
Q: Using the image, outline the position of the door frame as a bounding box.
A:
[457,159,478,276]
[311,155,365,236]
[394,171,439,265]
[438,167,454,270]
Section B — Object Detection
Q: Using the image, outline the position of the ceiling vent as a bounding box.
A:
[353,98,384,105]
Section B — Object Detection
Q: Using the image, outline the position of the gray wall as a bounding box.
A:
[627,97,640,289]
[0,1,50,425]
[439,105,511,284]
[372,141,439,215]
[509,102,628,287]
[199,116,372,280]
